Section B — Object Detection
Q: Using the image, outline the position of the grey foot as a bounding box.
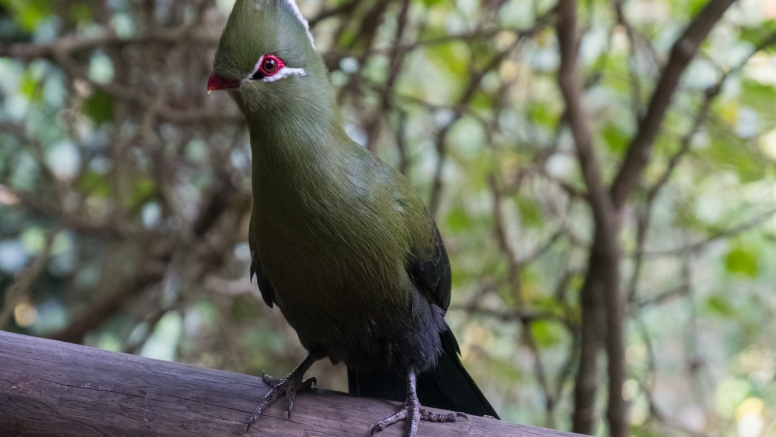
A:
[246,371,317,431]
[370,397,467,437]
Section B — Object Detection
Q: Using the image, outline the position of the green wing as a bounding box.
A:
[250,255,275,308]
[406,222,452,312]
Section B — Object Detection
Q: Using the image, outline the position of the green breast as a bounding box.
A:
[249,137,414,349]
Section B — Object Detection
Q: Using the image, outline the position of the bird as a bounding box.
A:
[207,1,499,436]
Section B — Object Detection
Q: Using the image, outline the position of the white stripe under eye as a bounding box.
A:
[262,67,306,83]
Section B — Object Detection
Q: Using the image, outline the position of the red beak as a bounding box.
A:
[207,72,240,92]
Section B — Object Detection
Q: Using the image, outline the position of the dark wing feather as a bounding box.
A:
[250,254,275,308]
[407,221,452,311]
[350,217,500,418]
[347,327,500,418]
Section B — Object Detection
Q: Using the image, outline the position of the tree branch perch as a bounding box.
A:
[0,331,582,437]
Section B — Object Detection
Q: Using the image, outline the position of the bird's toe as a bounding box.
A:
[370,406,409,435]
[418,407,466,422]
[247,368,317,432]
[370,422,385,436]
[261,372,283,387]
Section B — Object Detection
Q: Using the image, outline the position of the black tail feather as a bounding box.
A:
[347,328,499,418]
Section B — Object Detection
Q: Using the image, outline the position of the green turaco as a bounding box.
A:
[207,1,499,435]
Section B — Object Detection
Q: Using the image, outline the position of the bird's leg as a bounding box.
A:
[370,371,467,437]
[246,354,318,431]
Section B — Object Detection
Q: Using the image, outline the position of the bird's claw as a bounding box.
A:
[246,373,317,432]
[261,371,283,387]
[370,407,408,436]
[370,399,465,437]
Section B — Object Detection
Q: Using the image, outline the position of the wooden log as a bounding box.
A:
[0,331,581,436]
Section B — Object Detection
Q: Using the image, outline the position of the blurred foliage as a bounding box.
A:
[1,0,776,435]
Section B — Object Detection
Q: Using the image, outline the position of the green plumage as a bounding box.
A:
[210,1,497,434]
[215,0,442,372]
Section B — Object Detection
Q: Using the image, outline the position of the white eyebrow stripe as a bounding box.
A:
[282,0,316,50]
[262,66,306,82]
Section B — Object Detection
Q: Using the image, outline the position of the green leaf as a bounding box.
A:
[470,91,493,113]
[706,135,765,183]
[725,247,759,277]
[687,0,708,16]
[19,71,39,99]
[516,197,542,228]
[739,80,776,122]
[530,320,563,347]
[602,122,629,153]
[705,295,734,317]
[527,102,557,128]
[84,89,114,124]
[739,20,776,51]
[77,170,112,198]
[422,0,447,7]
[0,0,53,31]
[446,207,471,234]
[426,41,470,77]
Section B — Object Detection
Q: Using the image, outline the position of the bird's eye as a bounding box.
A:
[262,58,279,74]
[248,54,305,82]
[258,54,284,77]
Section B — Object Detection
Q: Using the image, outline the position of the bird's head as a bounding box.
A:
[208,0,327,115]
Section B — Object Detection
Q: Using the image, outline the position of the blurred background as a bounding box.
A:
[1,0,775,436]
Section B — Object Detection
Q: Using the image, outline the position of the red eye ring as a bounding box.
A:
[259,54,284,77]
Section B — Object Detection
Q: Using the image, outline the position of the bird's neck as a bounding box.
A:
[246,103,346,168]
[243,96,352,208]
